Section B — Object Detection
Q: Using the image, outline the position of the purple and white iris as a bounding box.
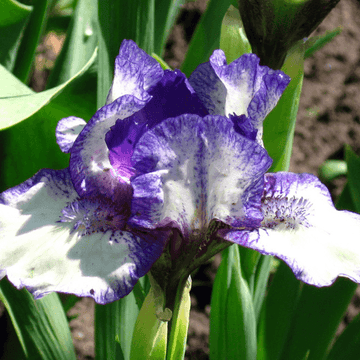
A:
[1,40,360,304]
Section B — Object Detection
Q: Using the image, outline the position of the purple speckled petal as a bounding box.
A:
[69,95,147,199]
[189,61,226,116]
[189,50,290,143]
[56,116,86,153]
[129,114,272,235]
[247,70,290,139]
[230,114,258,141]
[222,172,360,287]
[0,169,167,304]
[106,69,208,182]
[106,40,164,104]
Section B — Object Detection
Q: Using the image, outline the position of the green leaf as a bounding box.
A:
[304,27,342,59]
[280,278,357,360]
[252,254,272,323]
[95,292,140,360]
[0,278,76,360]
[48,0,98,87]
[181,0,233,77]
[0,49,97,191]
[239,246,261,294]
[115,335,126,360]
[97,0,155,105]
[0,48,97,130]
[263,42,304,172]
[0,0,32,26]
[336,182,357,212]
[12,0,52,84]
[326,311,360,360]
[154,0,185,56]
[345,145,360,214]
[318,159,347,182]
[257,261,302,360]
[210,245,257,360]
[0,0,33,71]
[220,4,251,64]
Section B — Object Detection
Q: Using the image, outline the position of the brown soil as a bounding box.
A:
[1,0,360,359]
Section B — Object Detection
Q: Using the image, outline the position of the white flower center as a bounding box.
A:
[59,198,127,235]
[262,196,312,230]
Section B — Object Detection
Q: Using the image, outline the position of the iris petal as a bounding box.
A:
[222,172,360,286]
[69,96,147,199]
[0,169,167,304]
[106,39,163,104]
[189,50,290,143]
[106,69,208,182]
[56,116,86,153]
[130,114,272,235]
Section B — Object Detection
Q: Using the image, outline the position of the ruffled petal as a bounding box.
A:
[106,69,208,181]
[222,172,360,286]
[209,51,267,117]
[189,50,290,142]
[69,95,147,199]
[247,70,290,133]
[0,169,167,304]
[56,116,86,153]
[106,39,164,104]
[129,114,272,235]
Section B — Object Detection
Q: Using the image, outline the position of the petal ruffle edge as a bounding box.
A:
[69,95,148,199]
[0,169,167,304]
[222,172,360,286]
[106,39,164,104]
[130,114,272,234]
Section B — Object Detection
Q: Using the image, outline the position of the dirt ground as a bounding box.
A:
[1,0,360,359]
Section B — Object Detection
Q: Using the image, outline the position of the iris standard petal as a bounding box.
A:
[189,50,290,143]
[129,114,272,235]
[106,69,208,182]
[69,95,147,199]
[223,172,360,286]
[0,169,167,304]
[106,39,164,104]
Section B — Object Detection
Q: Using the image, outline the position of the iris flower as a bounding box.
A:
[1,40,360,305]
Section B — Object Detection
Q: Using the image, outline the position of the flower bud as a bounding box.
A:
[238,0,340,69]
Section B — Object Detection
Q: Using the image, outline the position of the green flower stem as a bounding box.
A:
[167,276,192,360]
[129,275,170,360]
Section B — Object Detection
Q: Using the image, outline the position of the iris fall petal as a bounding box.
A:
[0,169,167,304]
[223,172,360,286]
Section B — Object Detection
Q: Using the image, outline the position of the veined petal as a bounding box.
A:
[223,172,360,286]
[189,50,290,142]
[106,69,208,181]
[247,70,290,133]
[56,116,86,153]
[0,169,167,304]
[106,39,164,104]
[130,114,272,235]
[69,95,147,199]
[209,51,267,117]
